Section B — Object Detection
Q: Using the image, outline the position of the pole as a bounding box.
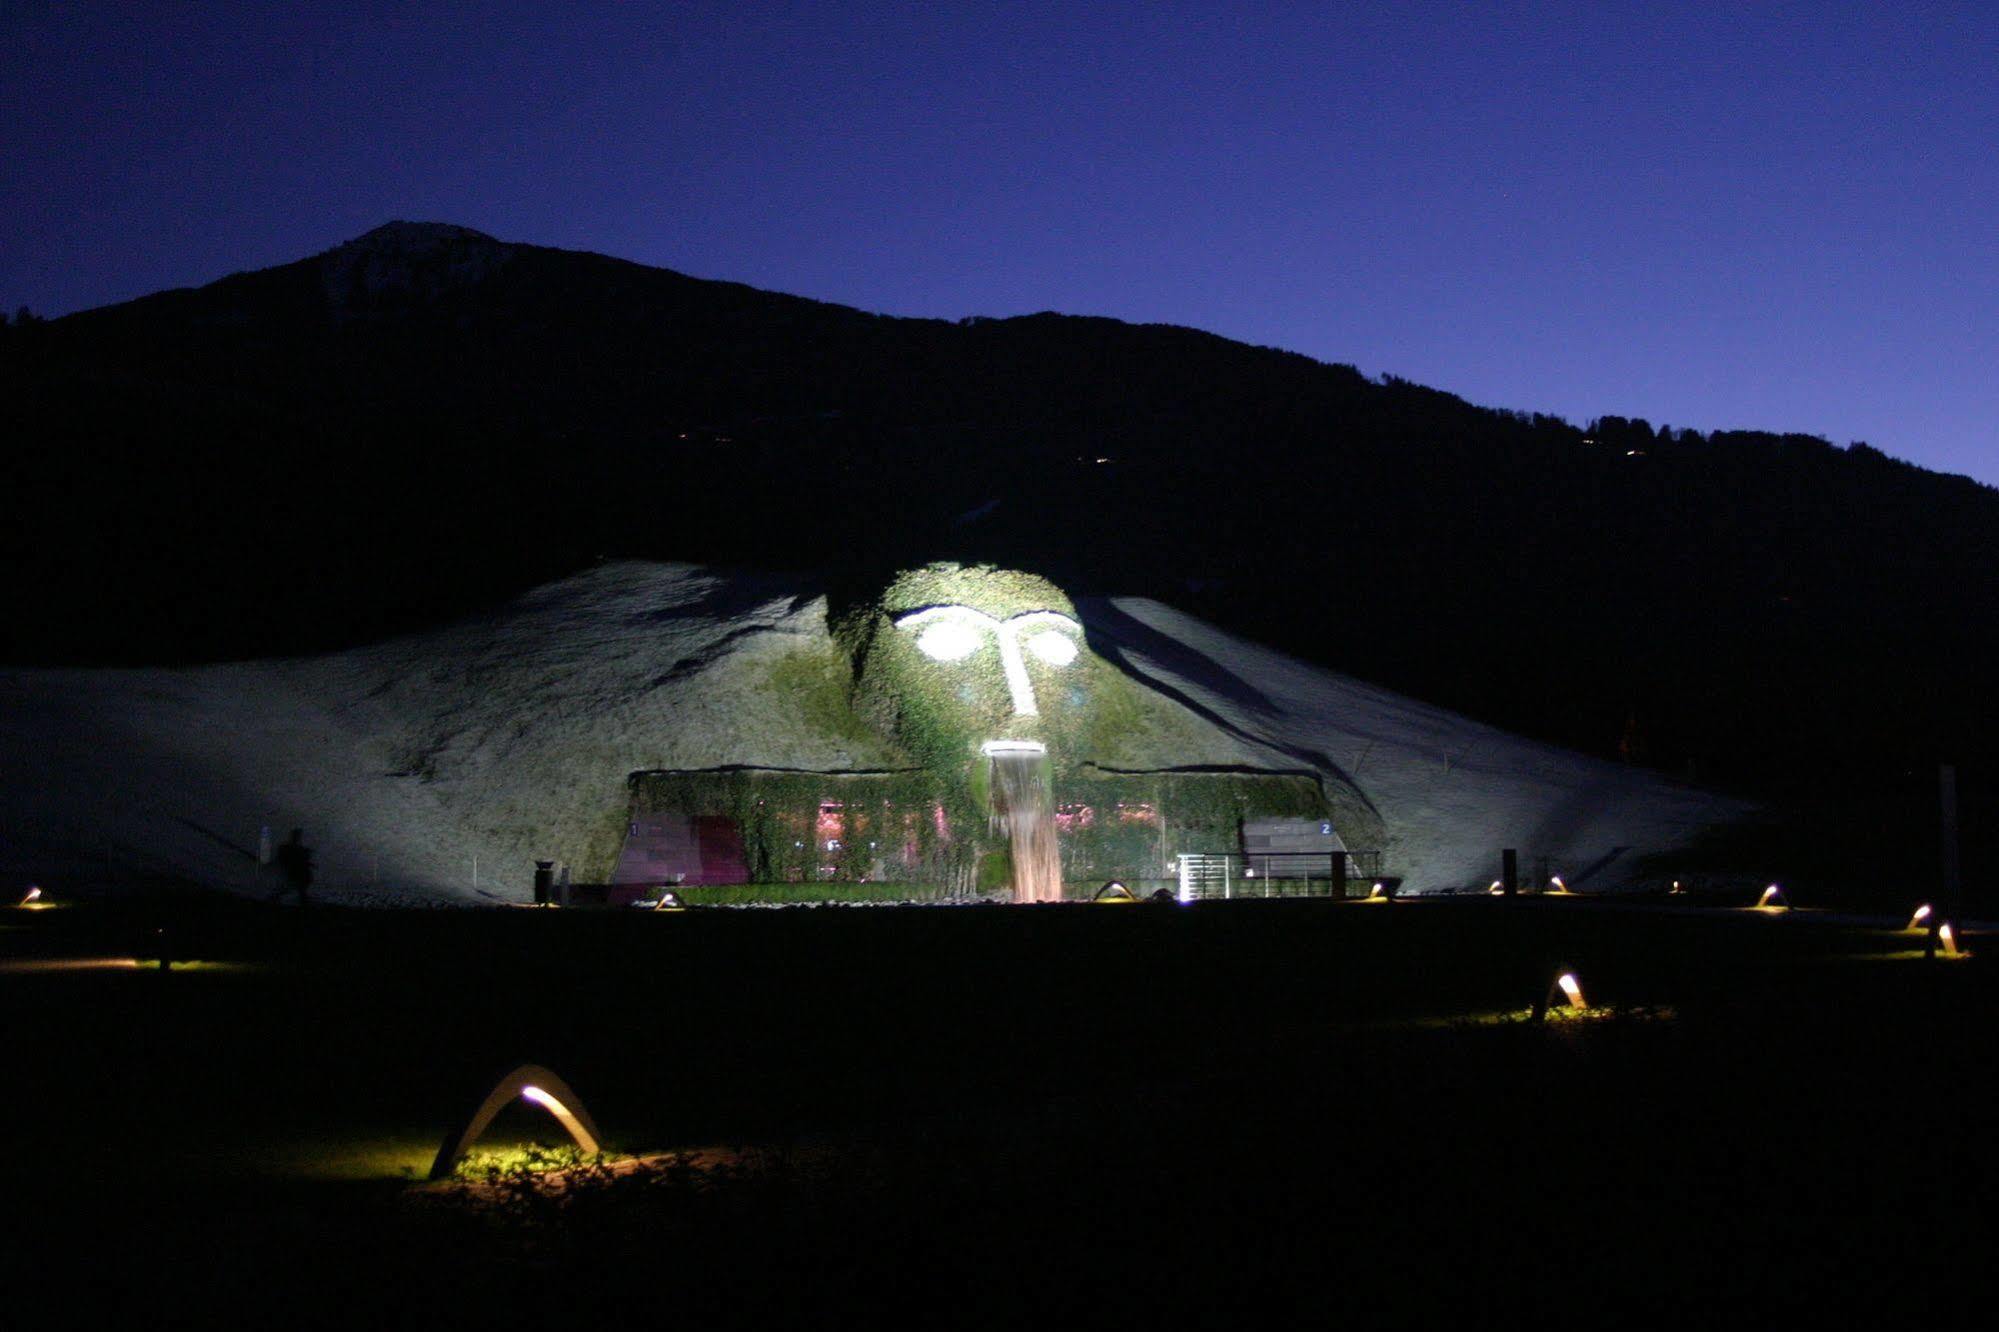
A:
[1502,848,1518,899]
[1940,763,1961,928]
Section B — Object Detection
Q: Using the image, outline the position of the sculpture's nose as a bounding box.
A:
[994,625,1039,716]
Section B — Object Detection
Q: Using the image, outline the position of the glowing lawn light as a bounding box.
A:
[1489,880,1504,896]
[1535,970,1590,1021]
[1908,904,1933,932]
[1757,884,1787,909]
[1094,881,1135,903]
[519,1085,602,1156]
[0,957,144,975]
[1557,973,1585,1010]
[430,1063,606,1180]
[1368,881,1386,900]
[20,886,42,906]
[653,890,685,912]
[1548,876,1567,894]
[1940,923,1962,957]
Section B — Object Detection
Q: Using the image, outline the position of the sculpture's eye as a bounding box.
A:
[1024,630,1077,666]
[915,620,982,661]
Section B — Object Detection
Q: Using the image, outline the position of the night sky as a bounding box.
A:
[5,3,1994,481]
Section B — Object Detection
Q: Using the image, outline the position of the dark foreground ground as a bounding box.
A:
[1,894,1990,1326]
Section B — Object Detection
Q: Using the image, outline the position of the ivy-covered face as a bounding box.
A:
[841,563,1124,771]
[895,606,1083,716]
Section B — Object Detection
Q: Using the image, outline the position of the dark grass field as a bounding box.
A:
[1,894,1990,1325]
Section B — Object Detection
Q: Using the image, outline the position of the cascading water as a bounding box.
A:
[987,745,1062,903]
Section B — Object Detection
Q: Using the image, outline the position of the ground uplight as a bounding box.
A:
[1535,970,1591,1022]
[519,1085,601,1155]
[430,1063,606,1181]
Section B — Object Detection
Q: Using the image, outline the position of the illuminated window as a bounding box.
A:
[1055,804,1097,832]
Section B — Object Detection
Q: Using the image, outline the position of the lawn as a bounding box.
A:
[0,892,1988,1323]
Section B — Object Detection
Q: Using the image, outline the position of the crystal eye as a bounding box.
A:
[1025,630,1077,666]
[915,620,982,661]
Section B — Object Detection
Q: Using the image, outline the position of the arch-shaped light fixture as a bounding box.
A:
[429,1063,605,1181]
[1536,970,1589,1021]
[1094,881,1135,903]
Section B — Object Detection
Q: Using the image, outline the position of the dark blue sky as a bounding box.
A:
[6,2,1994,481]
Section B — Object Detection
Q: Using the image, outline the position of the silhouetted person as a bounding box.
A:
[275,828,314,906]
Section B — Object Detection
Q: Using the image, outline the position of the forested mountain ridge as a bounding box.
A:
[5,222,1995,807]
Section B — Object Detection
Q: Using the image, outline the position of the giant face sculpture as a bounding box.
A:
[895,606,1083,717]
[839,563,1110,771]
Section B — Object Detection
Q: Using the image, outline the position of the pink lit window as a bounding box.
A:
[1055,804,1097,833]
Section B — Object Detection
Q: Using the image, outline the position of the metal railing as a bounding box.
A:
[1176,851,1383,901]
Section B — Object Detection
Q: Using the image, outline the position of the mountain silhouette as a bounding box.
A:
[6,222,1997,816]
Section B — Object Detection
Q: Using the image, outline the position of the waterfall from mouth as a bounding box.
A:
[987,747,1062,903]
